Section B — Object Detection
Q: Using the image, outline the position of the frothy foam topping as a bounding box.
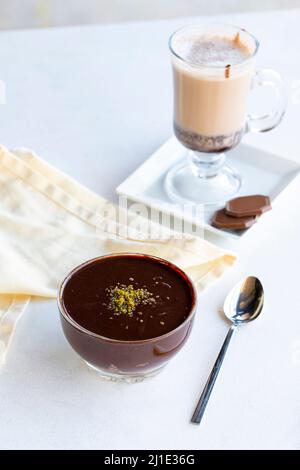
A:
[173,33,251,66]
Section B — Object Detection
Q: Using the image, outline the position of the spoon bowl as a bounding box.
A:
[223,276,264,324]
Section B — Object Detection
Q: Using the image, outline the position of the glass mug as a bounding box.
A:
[165,23,287,205]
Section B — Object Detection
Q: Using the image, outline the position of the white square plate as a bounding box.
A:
[116,137,300,239]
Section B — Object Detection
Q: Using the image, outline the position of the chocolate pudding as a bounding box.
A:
[62,255,192,340]
[58,254,197,381]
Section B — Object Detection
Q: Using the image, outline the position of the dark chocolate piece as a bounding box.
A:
[225,195,271,218]
[212,209,257,231]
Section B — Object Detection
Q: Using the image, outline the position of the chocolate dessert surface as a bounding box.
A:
[62,255,193,341]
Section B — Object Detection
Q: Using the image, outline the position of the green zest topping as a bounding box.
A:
[105,284,156,317]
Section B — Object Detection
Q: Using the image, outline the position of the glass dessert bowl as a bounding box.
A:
[58,253,197,383]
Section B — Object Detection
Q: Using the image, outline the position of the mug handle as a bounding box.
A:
[246,69,287,133]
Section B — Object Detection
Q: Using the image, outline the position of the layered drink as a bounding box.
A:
[170,26,256,152]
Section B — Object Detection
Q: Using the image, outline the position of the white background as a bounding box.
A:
[0,0,299,30]
[0,9,300,449]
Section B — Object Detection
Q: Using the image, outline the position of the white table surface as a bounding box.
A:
[0,9,300,450]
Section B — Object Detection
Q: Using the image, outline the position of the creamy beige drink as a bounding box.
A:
[166,24,285,205]
[171,31,255,152]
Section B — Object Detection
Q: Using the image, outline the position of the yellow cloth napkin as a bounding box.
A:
[0,146,236,365]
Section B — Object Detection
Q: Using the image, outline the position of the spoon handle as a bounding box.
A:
[191,324,236,424]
